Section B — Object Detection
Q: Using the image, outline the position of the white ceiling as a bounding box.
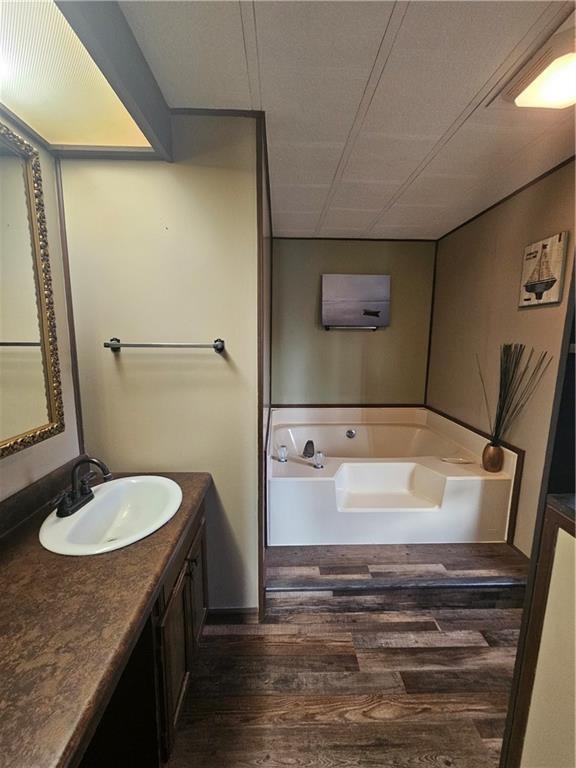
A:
[120,1,575,239]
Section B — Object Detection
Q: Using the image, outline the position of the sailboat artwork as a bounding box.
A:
[524,244,556,299]
[518,232,568,307]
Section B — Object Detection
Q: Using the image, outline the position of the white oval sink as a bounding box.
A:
[39,476,183,556]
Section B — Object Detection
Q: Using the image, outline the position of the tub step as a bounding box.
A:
[267,573,526,593]
[265,544,529,610]
[266,575,527,611]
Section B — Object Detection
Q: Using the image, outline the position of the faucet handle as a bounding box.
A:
[79,473,97,497]
[53,491,74,517]
[52,490,67,507]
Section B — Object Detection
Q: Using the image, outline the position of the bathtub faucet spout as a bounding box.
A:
[302,440,315,458]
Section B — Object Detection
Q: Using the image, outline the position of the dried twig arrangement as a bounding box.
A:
[476,343,551,445]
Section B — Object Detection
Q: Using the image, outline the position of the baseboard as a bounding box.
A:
[206,608,259,625]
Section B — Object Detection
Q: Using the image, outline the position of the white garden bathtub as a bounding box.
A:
[267,408,516,546]
[274,422,466,459]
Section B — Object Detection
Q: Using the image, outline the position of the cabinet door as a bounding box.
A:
[189,521,208,645]
[158,560,193,758]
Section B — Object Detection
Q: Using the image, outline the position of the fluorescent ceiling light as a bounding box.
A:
[0,1,150,147]
[515,52,576,109]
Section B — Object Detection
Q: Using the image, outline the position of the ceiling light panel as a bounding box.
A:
[515,52,576,108]
[0,0,149,146]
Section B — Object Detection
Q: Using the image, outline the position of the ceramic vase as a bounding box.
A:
[482,442,504,473]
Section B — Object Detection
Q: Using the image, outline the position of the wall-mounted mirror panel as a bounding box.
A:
[0,121,64,457]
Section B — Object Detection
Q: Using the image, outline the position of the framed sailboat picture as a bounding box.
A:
[518,232,568,307]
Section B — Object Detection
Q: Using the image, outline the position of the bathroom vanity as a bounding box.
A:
[0,472,211,768]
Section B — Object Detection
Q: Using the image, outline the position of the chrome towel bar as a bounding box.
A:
[104,337,225,354]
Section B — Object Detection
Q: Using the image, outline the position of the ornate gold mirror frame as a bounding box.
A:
[0,121,64,457]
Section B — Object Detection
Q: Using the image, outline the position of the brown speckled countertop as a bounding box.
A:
[547,493,575,521]
[0,472,211,768]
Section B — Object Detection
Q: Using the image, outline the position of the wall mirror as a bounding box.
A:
[0,120,64,457]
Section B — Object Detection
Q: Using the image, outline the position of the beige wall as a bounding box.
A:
[428,161,575,555]
[0,118,80,504]
[272,239,435,404]
[521,527,575,768]
[61,115,259,609]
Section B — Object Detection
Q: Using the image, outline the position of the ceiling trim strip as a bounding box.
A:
[313,1,410,235]
[239,1,263,111]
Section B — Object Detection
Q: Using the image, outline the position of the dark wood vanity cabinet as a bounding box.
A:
[79,513,208,768]
[157,517,207,760]
[1,470,212,768]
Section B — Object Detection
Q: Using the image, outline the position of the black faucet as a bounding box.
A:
[302,440,315,459]
[55,457,113,518]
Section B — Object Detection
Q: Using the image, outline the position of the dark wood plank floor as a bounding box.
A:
[168,544,528,768]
